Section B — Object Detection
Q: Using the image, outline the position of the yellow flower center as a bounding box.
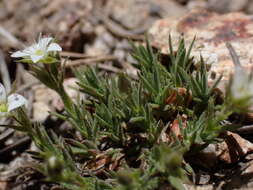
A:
[0,103,7,112]
[35,49,44,56]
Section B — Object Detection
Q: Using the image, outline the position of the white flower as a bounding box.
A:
[0,83,27,117]
[230,67,253,100]
[11,36,62,63]
[228,66,253,111]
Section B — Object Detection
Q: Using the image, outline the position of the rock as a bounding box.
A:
[0,0,93,51]
[33,102,50,122]
[148,9,253,84]
[207,0,248,13]
[218,159,253,189]
[190,0,250,14]
[184,184,214,190]
[105,0,149,30]
[85,25,111,56]
[113,49,125,62]
[218,131,253,164]
[32,84,59,121]
[152,0,188,18]
[63,78,79,100]
[191,143,219,168]
[105,0,187,30]
[32,78,80,121]
[85,39,110,56]
[190,131,253,168]
[187,0,207,10]
[197,173,211,185]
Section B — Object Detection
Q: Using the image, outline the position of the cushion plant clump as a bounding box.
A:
[4,35,251,190]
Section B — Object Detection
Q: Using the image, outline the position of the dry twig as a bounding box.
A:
[0,136,30,156]
[226,42,242,68]
[0,129,14,144]
[235,125,253,134]
[97,63,120,73]
[60,51,100,58]
[65,55,117,67]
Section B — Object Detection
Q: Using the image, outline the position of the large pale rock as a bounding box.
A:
[207,0,248,13]
[148,9,253,82]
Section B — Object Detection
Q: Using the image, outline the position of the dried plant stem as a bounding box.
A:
[65,55,117,67]
[60,51,103,58]
[226,42,242,68]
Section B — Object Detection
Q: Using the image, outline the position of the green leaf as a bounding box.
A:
[168,176,186,190]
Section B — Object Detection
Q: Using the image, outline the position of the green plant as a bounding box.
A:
[4,35,249,190]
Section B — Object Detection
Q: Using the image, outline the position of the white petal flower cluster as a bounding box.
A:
[0,83,27,117]
[11,36,62,63]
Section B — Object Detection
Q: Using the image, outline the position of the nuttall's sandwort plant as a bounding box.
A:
[4,34,251,190]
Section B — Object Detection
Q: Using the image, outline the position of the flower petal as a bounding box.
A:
[7,94,27,112]
[39,37,53,49]
[11,51,30,58]
[31,54,44,63]
[0,83,7,103]
[47,43,62,52]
